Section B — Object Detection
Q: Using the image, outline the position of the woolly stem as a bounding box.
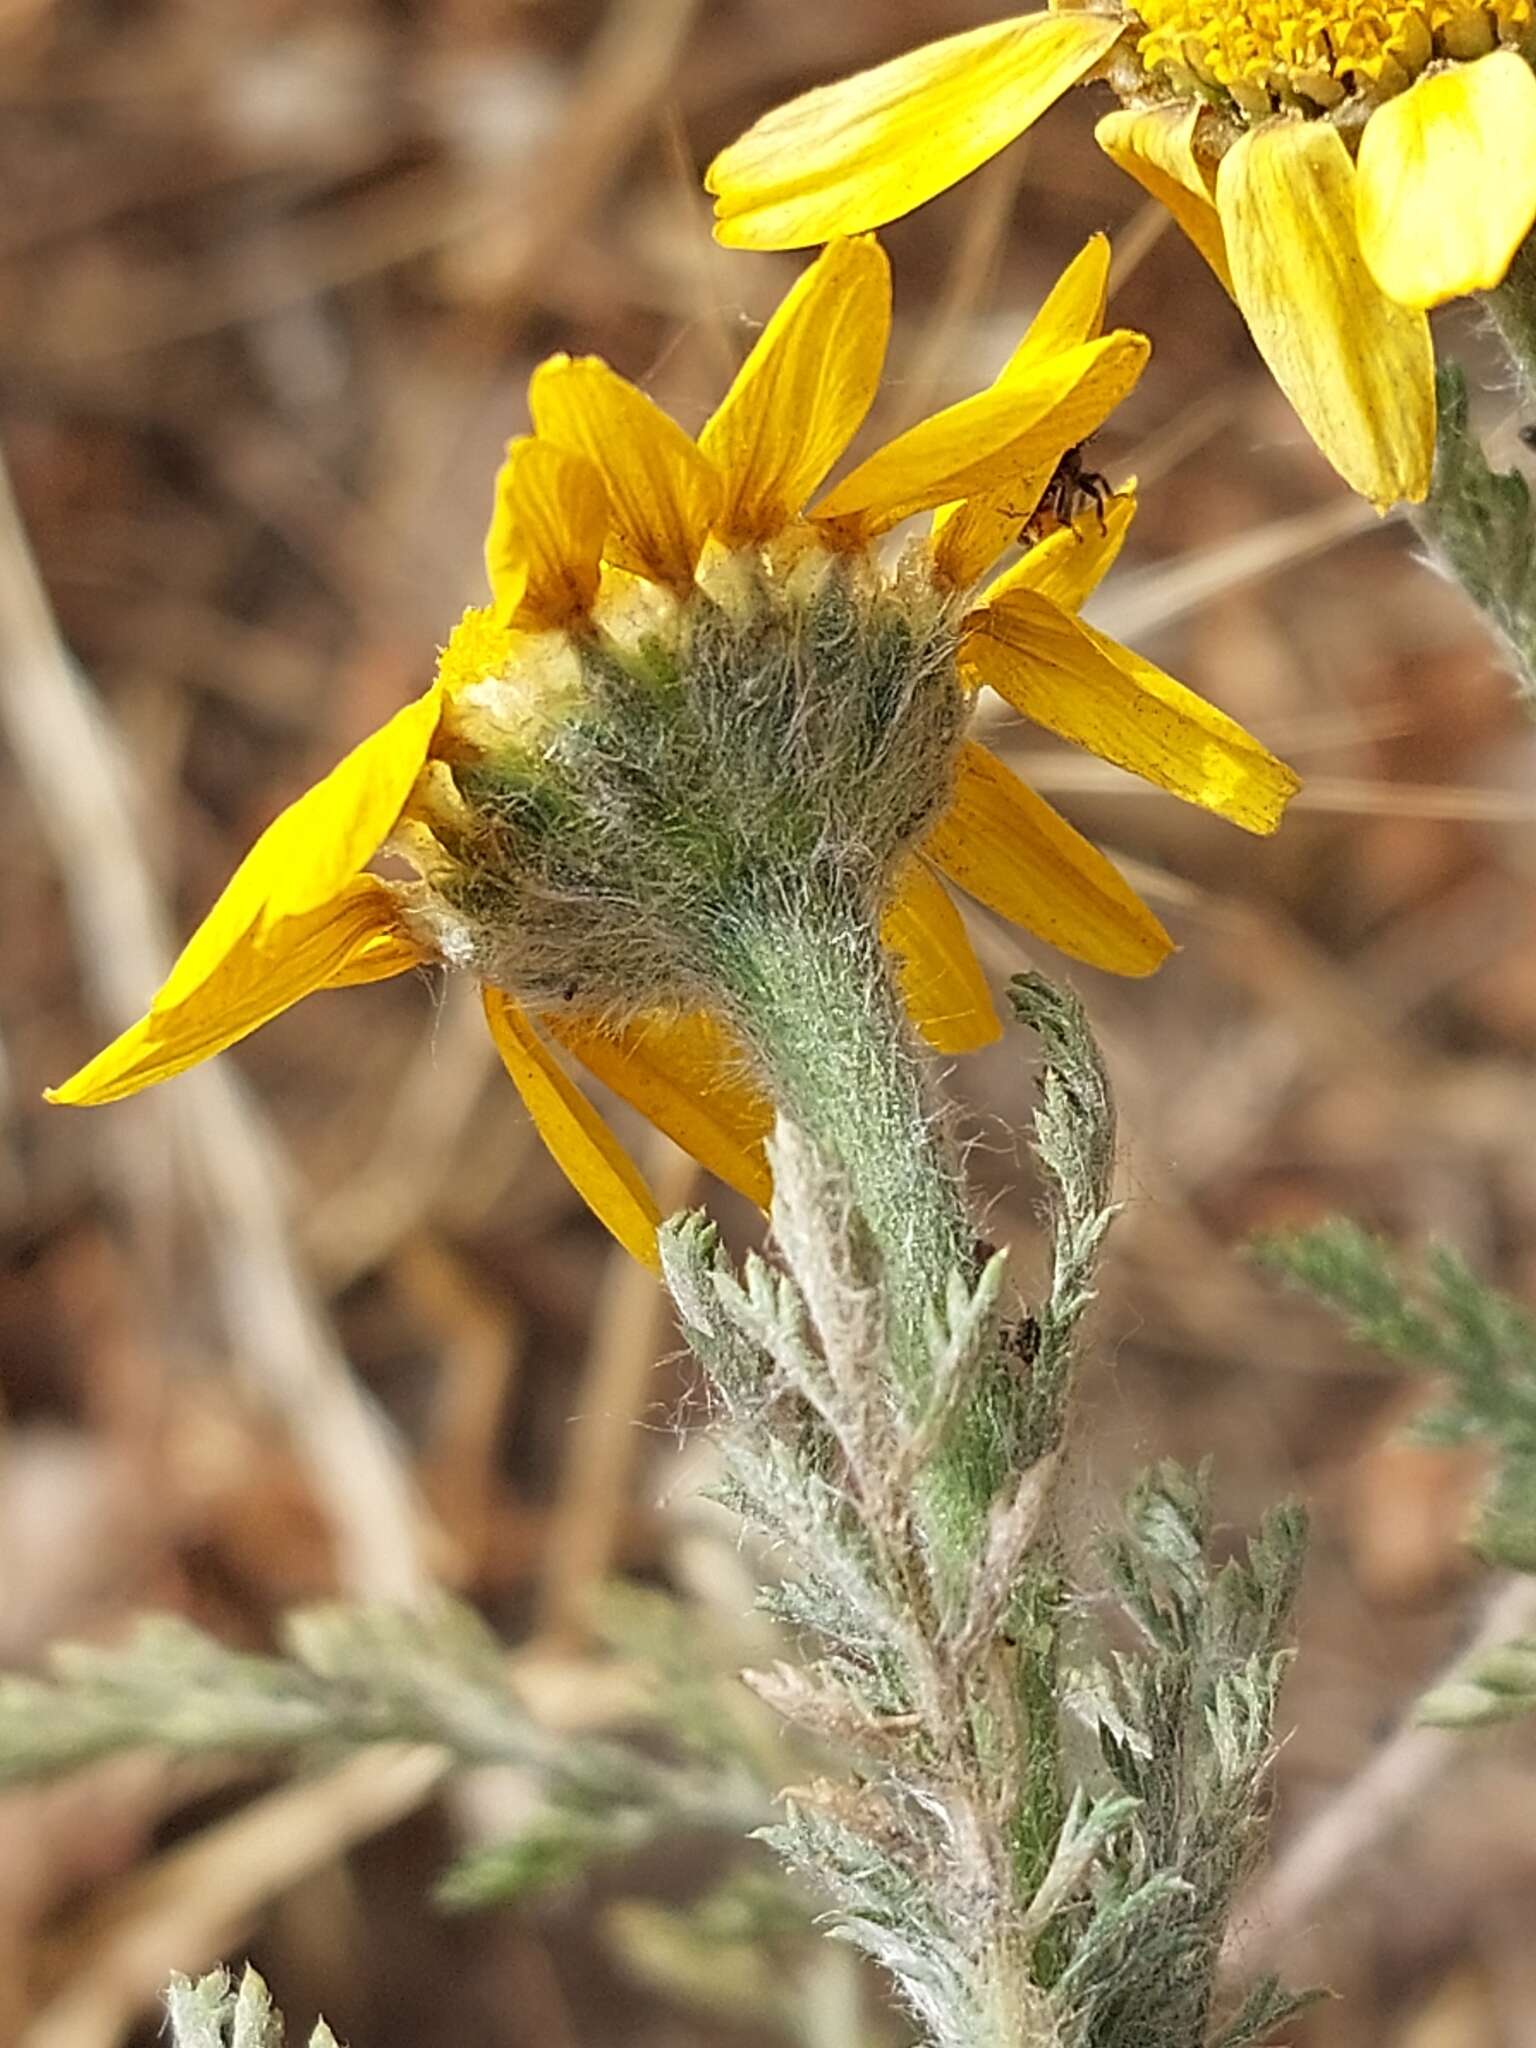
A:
[714,882,1013,1562]
[719,883,973,1378]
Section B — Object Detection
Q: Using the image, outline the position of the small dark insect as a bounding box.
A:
[1520,422,1536,451]
[1013,1314,1043,1367]
[1017,440,1113,548]
[995,1314,1043,1382]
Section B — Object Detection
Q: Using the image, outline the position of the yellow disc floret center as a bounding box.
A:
[1131,0,1533,115]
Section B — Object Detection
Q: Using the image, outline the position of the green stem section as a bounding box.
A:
[1488,230,1536,405]
[1414,361,1536,712]
[720,884,973,1378]
[1410,230,1536,715]
[716,884,1022,1568]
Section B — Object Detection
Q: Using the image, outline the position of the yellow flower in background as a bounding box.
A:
[708,3,1536,509]
[48,235,1297,1265]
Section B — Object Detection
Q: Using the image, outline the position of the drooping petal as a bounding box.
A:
[529,355,723,590]
[47,687,441,1108]
[47,879,426,1107]
[545,1007,773,1208]
[155,683,442,1014]
[699,237,892,541]
[481,989,662,1270]
[923,741,1173,976]
[815,329,1148,544]
[964,589,1299,834]
[981,487,1136,613]
[484,437,608,629]
[881,858,1001,1053]
[1356,51,1536,309]
[1095,105,1233,294]
[707,12,1121,251]
[1216,119,1434,507]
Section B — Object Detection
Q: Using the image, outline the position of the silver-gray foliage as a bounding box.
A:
[0,1596,763,1892]
[665,974,1309,2048]
[1259,1216,1536,1726]
[9,973,1313,2047]
[165,1967,340,2048]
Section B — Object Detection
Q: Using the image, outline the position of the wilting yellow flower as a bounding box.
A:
[49,235,1296,1265]
[708,2,1536,508]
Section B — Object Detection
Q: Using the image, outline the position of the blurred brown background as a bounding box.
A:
[2,2,1535,2044]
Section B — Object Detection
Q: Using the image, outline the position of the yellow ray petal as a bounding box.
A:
[545,1007,773,1209]
[1356,51,1536,309]
[964,589,1299,834]
[815,329,1148,544]
[930,241,1118,587]
[707,12,1121,250]
[1002,231,1112,372]
[882,859,1001,1053]
[930,455,1057,590]
[156,684,441,1014]
[324,908,433,988]
[482,989,662,1270]
[924,741,1173,976]
[981,487,1136,614]
[484,437,608,629]
[47,878,425,1107]
[1096,105,1233,295]
[699,238,892,542]
[529,355,722,591]
[1216,119,1434,508]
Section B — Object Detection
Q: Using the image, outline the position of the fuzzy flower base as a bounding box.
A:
[50,235,1295,1265]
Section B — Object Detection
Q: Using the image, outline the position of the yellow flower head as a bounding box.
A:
[48,235,1297,1265]
[707,3,1536,508]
